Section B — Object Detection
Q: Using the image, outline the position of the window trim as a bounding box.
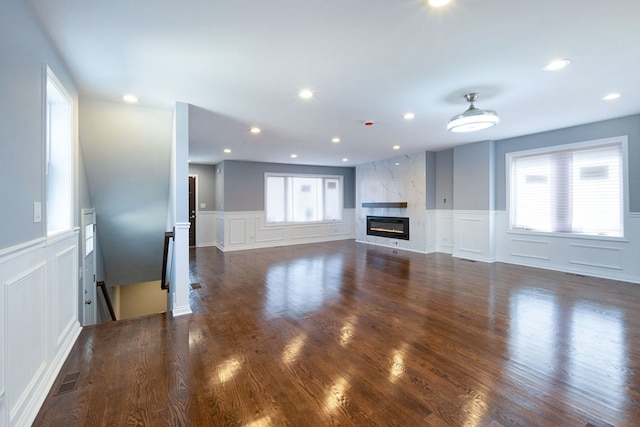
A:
[506,135,628,241]
[44,65,74,237]
[264,172,344,225]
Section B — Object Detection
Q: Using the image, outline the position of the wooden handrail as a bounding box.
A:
[161,230,174,291]
[96,281,117,321]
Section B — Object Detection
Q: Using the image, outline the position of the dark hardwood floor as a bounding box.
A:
[34,240,640,426]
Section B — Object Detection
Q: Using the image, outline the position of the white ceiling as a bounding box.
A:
[27,0,640,166]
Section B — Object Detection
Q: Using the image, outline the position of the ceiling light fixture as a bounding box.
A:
[543,59,571,71]
[447,93,499,133]
[290,154,298,158]
[342,158,348,162]
[223,148,231,153]
[393,145,400,150]
[250,127,261,134]
[403,112,415,120]
[428,0,451,7]
[299,89,314,99]
[122,94,138,103]
[602,93,621,101]
[332,137,341,143]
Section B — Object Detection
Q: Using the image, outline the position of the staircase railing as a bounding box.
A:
[97,281,117,321]
[161,230,174,291]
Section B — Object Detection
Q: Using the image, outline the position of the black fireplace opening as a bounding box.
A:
[366,216,410,240]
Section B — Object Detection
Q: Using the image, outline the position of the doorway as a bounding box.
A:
[189,175,196,246]
[81,209,97,325]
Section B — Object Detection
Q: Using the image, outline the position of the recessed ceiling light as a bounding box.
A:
[250,127,261,134]
[602,93,621,101]
[395,162,400,166]
[290,154,298,158]
[332,137,341,143]
[393,145,400,150]
[543,59,572,71]
[223,148,231,153]
[403,112,415,120]
[428,0,451,7]
[342,158,348,162]
[299,89,314,99]
[122,94,138,103]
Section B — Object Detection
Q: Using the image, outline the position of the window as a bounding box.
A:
[45,67,73,236]
[265,174,343,223]
[508,137,626,237]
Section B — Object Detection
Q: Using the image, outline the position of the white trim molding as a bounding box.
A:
[213,209,356,252]
[1,232,82,427]
[170,222,192,317]
[452,210,496,262]
[496,210,640,284]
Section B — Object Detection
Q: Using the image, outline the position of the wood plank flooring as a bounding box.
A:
[34,240,640,426]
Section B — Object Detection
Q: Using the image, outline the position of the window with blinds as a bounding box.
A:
[507,137,626,237]
[265,174,343,223]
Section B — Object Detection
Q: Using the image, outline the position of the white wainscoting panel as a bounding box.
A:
[568,244,623,271]
[228,218,247,245]
[254,218,285,243]
[195,211,217,247]
[6,262,46,425]
[217,209,355,252]
[54,246,77,346]
[0,249,5,427]
[291,224,324,240]
[425,210,436,253]
[216,216,224,249]
[510,238,550,261]
[0,232,82,427]
[496,211,640,283]
[435,210,453,254]
[453,210,496,262]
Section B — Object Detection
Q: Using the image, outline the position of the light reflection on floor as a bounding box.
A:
[264,254,344,319]
[508,288,626,414]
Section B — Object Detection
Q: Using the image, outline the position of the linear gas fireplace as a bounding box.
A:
[367,216,410,240]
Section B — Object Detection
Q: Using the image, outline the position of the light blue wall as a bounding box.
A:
[435,149,454,210]
[495,114,640,212]
[425,151,436,210]
[453,140,495,211]
[0,0,80,250]
[189,163,216,211]
[220,160,356,212]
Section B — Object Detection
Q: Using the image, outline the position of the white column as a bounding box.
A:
[171,222,192,316]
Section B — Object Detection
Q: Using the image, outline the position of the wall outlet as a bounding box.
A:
[33,202,42,223]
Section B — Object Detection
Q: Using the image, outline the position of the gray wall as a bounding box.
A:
[435,149,454,210]
[221,160,356,212]
[189,163,216,211]
[495,114,640,212]
[214,162,225,211]
[0,0,80,250]
[425,151,436,210]
[453,140,495,211]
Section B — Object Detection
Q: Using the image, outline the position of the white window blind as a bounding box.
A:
[265,174,342,223]
[509,140,624,237]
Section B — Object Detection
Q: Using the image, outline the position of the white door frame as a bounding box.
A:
[81,209,97,325]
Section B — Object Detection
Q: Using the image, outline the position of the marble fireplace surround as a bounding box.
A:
[356,152,428,253]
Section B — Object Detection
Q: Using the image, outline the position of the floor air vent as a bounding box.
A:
[53,372,80,396]
[190,283,202,290]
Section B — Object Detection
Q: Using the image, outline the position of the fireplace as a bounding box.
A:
[366,216,410,240]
